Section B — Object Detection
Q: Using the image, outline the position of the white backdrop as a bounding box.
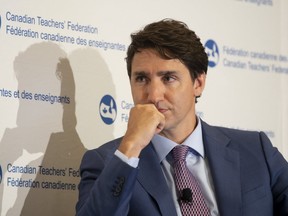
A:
[0,0,287,215]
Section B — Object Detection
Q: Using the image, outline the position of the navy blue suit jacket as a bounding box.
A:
[76,120,288,215]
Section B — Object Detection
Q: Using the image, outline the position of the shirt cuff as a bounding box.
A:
[115,150,139,168]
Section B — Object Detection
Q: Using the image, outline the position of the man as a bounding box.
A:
[76,19,288,215]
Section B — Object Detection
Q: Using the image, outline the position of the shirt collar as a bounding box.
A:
[152,117,204,163]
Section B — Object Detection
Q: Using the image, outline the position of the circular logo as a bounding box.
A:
[205,39,220,68]
[99,95,117,125]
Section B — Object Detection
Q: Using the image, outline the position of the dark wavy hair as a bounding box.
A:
[126,18,208,82]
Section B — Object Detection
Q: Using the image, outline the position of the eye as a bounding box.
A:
[135,75,148,83]
[163,74,176,83]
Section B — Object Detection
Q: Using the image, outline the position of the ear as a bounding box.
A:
[193,73,206,97]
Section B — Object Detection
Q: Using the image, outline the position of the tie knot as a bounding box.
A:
[172,145,189,162]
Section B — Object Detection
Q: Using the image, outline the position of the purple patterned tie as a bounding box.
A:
[172,145,210,216]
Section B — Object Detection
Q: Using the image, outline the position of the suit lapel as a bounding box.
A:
[202,121,242,216]
[137,144,177,216]
[135,121,243,215]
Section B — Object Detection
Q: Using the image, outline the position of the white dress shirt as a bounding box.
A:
[151,118,219,215]
[115,117,219,215]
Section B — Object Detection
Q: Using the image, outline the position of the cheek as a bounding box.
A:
[131,87,143,104]
[172,88,194,109]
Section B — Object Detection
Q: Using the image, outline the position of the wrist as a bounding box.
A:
[118,139,142,158]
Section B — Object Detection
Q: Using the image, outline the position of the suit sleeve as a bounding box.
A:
[260,132,288,215]
[76,149,139,216]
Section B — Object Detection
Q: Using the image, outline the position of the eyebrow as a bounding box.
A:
[132,70,178,77]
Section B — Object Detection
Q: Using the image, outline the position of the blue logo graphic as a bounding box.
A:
[99,95,117,125]
[0,15,2,29]
[205,39,220,68]
[0,165,2,185]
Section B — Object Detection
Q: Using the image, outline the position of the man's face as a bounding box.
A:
[130,49,205,136]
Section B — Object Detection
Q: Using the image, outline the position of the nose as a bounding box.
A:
[146,80,164,104]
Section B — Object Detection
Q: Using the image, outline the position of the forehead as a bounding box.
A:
[131,49,186,74]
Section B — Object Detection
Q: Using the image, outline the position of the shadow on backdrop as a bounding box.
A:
[0,43,116,216]
[68,48,117,150]
[20,56,87,216]
[0,42,66,216]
